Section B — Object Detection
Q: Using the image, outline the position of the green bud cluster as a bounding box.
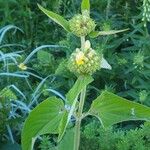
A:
[68,48,101,75]
[142,0,150,26]
[69,12,96,37]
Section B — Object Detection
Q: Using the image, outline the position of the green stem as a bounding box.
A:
[74,36,86,150]
[74,87,86,150]
[81,36,85,50]
[106,0,111,20]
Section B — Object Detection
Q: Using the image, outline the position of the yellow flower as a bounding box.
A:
[18,63,27,70]
[68,47,101,75]
[75,51,85,65]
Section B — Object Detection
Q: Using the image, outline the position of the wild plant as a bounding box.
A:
[21,1,150,150]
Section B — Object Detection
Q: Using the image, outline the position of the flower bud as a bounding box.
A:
[69,14,96,37]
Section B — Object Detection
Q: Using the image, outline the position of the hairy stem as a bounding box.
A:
[74,87,86,150]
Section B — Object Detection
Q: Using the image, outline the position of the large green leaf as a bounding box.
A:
[38,4,70,32]
[89,29,129,38]
[58,75,93,141]
[81,0,90,12]
[21,97,66,150]
[89,91,150,128]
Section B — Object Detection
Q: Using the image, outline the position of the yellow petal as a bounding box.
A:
[76,51,85,65]
[18,63,27,70]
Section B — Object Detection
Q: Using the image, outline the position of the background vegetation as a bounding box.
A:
[0,0,150,149]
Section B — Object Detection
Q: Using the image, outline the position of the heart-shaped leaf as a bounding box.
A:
[21,97,66,150]
[38,4,70,32]
[89,91,150,128]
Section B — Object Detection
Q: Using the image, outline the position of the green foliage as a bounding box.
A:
[39,128,74,150]
[57,128,74,150]
[89,91,150,127]
[0,87,17,134]
[0,87,17,100]
[80,121,150,150]
[0,0,64,44]
[22,75,93,150]
[55,59,72,78]
[89,29,129,38]
[0,0,150,149]
[38,4,71,32]
[38,136,56,150]
[38,121,150,150]
[22,97,66,150]
[66,75,93,104]
[22,1,150,150]
[37,50,53,65]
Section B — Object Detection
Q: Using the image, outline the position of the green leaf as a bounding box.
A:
[81,0,90,12]
[57,128,74,150]
[58,75,93,141]
[89,28,129,38]
[44,128,74,150]
[37,50,53,64]
[38,4,70,32]
[58,110,68,141]
[55,59,71,78]
[89,91,150,128]
[21,97,66,150]
[66,75,93,105]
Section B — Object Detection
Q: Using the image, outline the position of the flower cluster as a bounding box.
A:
[69,11,96,37]
[142,0,150,26]
[68,41,101,75]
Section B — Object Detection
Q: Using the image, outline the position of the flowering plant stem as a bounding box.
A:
[74,36,86,150]
[74,86,86,150]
